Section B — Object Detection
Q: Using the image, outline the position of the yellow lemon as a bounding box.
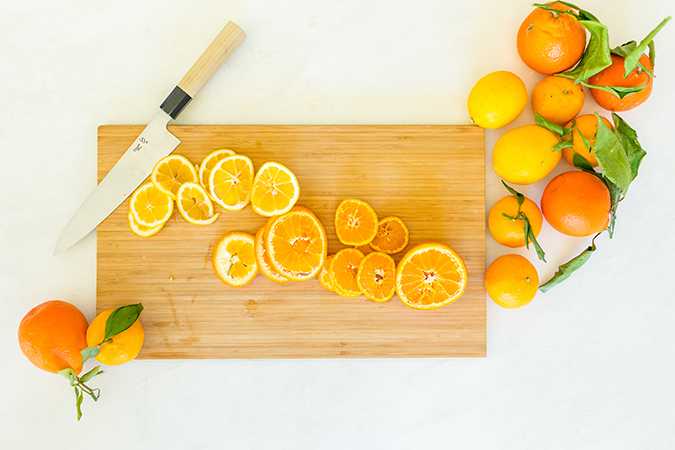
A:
[467,71,527,129]
[492,124,561,185]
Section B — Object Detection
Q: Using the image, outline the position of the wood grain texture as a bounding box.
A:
[97,125,486,358]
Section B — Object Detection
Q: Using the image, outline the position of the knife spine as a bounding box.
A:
[160,86,192,119]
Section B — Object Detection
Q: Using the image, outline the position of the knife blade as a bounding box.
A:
[54,21,246,255]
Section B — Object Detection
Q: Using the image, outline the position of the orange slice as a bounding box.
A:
[127,210,164,237]
[356,252,396,302]
[176,182,220,225]
[265,207,327,281]
[369,216,409,254]
[395,242,468,310]
[329,248,364,297]
[212,232,258,287]
[334,199,378,246]
[129,182,174,228]
[209,155,254,211]
[250,162,300,217]
[151,154,198,200]
[254,223,289,284]
[198,149,235,191]
[318,255,337,292]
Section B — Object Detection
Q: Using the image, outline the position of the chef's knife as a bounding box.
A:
[54,21,246,255]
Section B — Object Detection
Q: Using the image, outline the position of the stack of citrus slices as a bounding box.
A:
[127,149,300,237]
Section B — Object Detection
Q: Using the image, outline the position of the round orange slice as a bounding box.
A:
[212,232,258,287]
[127,210,164,237]
[176,182,220,225]
[250,162,300,217]
[209,154,254,211]
[356,252,396,302]
[334,199,378,246]
[254,223,289,284]
[198,149,235,192]
[395,242,468,310]
[129,182,174,228]
[318,255,337,292]
[151,154,198,200]
[369,216,409,254]
[329,248,364,297]
[265,207,327,281]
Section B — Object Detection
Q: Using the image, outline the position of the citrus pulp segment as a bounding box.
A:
[318,255,337,292]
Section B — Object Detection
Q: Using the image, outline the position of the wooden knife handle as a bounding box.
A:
[160,21,246,119]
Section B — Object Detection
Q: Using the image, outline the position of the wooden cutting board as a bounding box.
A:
[97,125,486,358]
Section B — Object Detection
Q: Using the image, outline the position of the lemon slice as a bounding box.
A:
[250,162,300,217]
[198,149,236,192]
[129,182,174,228]
[127,210,164,237]
[209,154,254,211]
[151,154,198,200]
[176,182,221,225]
[212,232,258,287]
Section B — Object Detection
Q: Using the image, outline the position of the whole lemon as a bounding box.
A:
[485,254,539,309]
[493,124,561,185]
[467,71,527,129]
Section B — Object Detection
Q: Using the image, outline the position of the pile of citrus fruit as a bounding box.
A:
[469,2,669,308]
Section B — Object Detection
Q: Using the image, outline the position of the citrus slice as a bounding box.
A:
[250,162,300,217]
[212,232,258,287]
[254,223,289,284]
[334,199,378,246]
[127,210,164,237]
[356,252,396,302]
[129,182,174,228]
[198,148,236,191]
[369,216,409,254]
[265,207,327,281]
[395,242,468,310]
[329,248,364,297]
[176,182,220,225]
[209,155,254,211]
[151,154,198,200]
[318,255,337,292]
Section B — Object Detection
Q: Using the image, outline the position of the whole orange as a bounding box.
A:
[516,2,587,74]
[531,76,585,125]
[541,171,611,236]
[488,195,543,248]
[562,114,614,167]
[86,309,145,366]
[588,53,654,111]
[18,300,89,375]
[485,254,539,309]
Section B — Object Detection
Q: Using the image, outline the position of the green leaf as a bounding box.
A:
[104,303,144,341]
[539,235,599,292]
[572,152,596,173]
[593,113,632,194]
[649,41,656,68]
[611,41,637,57]
[75,387,84,421]
[612,112,646,182]
[501,180,524,207]
[553,140,574,152]
[603,177,622,238]
[581,81,648,99]
[535,112,566,137]
[535,2,600,22]
[575,126,591,152]
[623,16,670,77]
[522,212,547,263]
[58,368,77,385]
[80,366,104,384]
[80,346,100,365]
[557,20,612,83]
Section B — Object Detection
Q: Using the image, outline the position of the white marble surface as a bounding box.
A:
[2,0,674,448]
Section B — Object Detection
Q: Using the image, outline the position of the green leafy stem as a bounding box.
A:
[500,181,546,262]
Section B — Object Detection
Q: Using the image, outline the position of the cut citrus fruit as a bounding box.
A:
[395,242,468,310]
[209,154,254,211]
[129,182,174,228]
[369,216,409,254]
[334,199,378,246]
[265,207,327,281]
[318,255,337,292]
[151,154,198,200]
[176,182,220,225]
[250,162,300,217]
[127,210,164,237]
[356,252,396,302]
[329,248,365,297]
[254,223,289,284]
[212,232,258,287]
[198,148,235,191]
